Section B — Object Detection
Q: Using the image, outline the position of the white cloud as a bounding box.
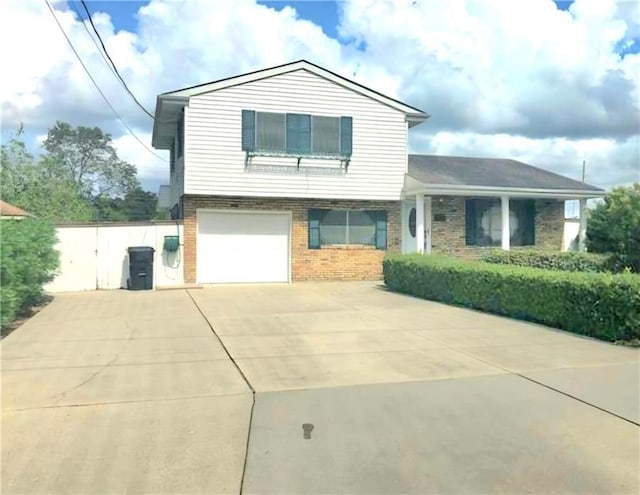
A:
[1,0,638,192]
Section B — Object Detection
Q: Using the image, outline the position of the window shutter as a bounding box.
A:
[286,114,311,153]
[523,200,536,246]
[241,110,255,151]
[340,116,352,157]
[308,209,322,249]
[465,199,477,246]
[374,210,387,250]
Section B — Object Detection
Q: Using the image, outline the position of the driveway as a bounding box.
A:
[2,282,639,494]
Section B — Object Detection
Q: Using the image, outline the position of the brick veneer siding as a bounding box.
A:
[429,196,564,258]
[182,195,401,282]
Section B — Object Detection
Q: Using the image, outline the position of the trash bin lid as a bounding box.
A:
[127,246,155,253]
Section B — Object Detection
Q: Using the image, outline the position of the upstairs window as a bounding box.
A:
[242,110,352,157]
[256,112,285,150]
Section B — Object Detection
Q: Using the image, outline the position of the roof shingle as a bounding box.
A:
[407,154,603,192]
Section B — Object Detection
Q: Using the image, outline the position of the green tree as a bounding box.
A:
[586,183,640,271]
[1,139,93,222]
[42,121,139,198]
[122,187,158,221]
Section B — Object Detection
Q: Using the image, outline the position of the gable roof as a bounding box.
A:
[0,200,31,217]
[153,60,429,149]
[407,155,605,197]
[164,60,428,119]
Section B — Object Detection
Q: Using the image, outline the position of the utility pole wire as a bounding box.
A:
[79,0,155,120]
[69,1,120,82]
[43,0,167,163]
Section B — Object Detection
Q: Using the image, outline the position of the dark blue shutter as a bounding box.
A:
[241,110,255,151]
[286,114,311,153]
[308,209,323,249]
[465,199,477,246]
[340,116,352,157]
[523,200,536,246]
[374,210,387,250]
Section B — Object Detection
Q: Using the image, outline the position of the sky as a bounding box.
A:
[1,0,639,197]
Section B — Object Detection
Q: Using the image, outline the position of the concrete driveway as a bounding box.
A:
[2,282,639,494]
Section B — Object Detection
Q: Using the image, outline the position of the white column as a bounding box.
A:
[424,196,432,254]
[578,199,587,252]
[501,196,510,251]
[416,193,424,254]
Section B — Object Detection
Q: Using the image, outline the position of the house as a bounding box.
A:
[0,200,31,220]
[151,60,605,284]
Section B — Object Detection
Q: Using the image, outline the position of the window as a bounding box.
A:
[308,209,387,249]
[465,199,535,247]
[177,112,184,159]
[256,112,285,150]
[242,110,352,157]
[312,116,340,154]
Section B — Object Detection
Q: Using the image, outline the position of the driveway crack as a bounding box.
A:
[52,354,119,402]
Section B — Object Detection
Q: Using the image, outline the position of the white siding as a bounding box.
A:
[185,69,408,200]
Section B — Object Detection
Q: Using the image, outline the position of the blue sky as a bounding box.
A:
[89,0,639,56]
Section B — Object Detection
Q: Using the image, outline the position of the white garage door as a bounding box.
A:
[197,211,290,283]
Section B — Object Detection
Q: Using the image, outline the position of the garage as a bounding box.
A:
[196,210,291,283]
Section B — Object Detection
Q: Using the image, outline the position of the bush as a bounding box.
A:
[480,249,617,273]
[0,219,59,329]
[586,184,640,272]
[383,254,640,342]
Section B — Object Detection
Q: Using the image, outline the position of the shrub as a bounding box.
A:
[383,254,640,342]
[481,249,616,273]
[586,184,640,272]
[0,219,59,329]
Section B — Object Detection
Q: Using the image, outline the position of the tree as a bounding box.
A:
[122,187,158,221]
[586,183,640,271]
[42,121,138,198]
[1,138,94,222]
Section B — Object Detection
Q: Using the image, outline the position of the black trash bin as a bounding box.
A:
[127,246,155,290]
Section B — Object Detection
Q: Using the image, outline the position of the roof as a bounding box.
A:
[407,155,605,195]
[0,200,31,217]
[152,60,429,149]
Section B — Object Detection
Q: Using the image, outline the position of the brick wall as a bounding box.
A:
[429,196,565,258]
[182,195,401,282]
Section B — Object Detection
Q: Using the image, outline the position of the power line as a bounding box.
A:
[43,0,167,163]
[68,1,120,82]
[79,0,155,120]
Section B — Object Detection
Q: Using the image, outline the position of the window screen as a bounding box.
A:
[312,116,340,154]
[256,112,285,150]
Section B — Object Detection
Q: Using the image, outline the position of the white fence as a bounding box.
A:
[46,222,184,292]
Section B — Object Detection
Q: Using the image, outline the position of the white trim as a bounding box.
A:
[403,182,605,199]
[424,196,432,254]
[578,199,587,252]
[195,208,292,284]
[161,61,428,122]
[416,193,424,254]
[501,196,510,251]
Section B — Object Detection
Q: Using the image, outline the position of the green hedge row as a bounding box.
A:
[0,219,59,329]
[383,254,640,342]
[480,249,618,273]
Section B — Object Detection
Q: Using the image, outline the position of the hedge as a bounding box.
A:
[0,219,59,329]
[480,249,618,273]
[383,254,640,342]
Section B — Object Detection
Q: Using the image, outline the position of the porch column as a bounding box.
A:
[425,196,432,254]
[416,193,424,254]
[578,199,587,252]
[501,195,510,250]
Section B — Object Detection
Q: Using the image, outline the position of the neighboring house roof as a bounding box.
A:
[0,200,31,218]
[152,60,429,148]
[406,155,606,198]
